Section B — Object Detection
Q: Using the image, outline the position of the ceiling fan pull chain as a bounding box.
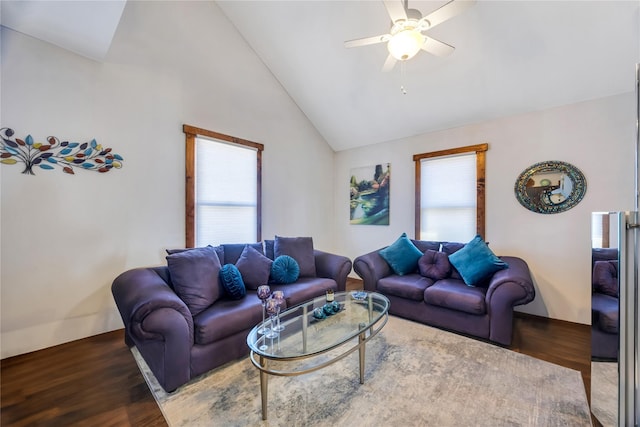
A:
[400,61,408,95]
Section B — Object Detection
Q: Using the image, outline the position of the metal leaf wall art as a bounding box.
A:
[0,128,124,175]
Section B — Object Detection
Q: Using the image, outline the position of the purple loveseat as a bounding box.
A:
[353,239,535,346]
[112,239,352,392]
[591,247,619,360]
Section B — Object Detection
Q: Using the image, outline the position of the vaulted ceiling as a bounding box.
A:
[2,1,639,151]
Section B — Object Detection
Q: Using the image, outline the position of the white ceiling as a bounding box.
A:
[2,1,639,151]
[0,0,126,61]
[217,0,640,151]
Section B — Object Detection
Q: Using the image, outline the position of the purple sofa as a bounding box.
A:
[353,239,535,346]
[111,239,352,392]
[591,247,619,360]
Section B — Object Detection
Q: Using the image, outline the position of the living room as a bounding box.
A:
[1,0,638,425]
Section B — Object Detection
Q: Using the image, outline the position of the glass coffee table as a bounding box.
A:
[246,291,389,420]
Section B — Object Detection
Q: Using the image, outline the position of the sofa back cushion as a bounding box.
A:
[222,242,263,265]
[593,260,618,297]
[274,236,316,277]
[166,246,223,316]
[167,245,225,265]
[411,240,441,253]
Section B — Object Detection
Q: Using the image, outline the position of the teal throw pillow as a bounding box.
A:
[448,235,508,286]
[271,255,300,284]
[379,232,423,275]
[219,264,246,299]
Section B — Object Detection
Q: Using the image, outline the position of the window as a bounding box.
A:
[413,144,487,241]
[591,213,610,249]
[183,125,263,247]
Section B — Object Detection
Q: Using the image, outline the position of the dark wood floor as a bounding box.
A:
[1,279,594,426]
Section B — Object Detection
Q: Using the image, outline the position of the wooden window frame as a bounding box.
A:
[413,143,488,240]
[183,124,263,248]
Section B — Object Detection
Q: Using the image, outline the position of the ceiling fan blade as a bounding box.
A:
[383,0,407,23]
[421,37,455,57]
[382,54,397,72]
[344,34,391,48]
[422,0,476,29]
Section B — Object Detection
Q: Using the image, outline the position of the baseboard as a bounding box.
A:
[514,311,590,330]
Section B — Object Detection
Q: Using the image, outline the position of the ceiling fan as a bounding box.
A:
[344,0,476,72]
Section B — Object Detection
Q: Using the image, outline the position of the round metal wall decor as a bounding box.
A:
[514,160,586,214]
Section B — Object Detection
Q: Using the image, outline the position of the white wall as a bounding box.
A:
[334,93,636,324]
[0,1,335,358]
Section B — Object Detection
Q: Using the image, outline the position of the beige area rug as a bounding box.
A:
[591,361,617,426]
[132,316,592,426]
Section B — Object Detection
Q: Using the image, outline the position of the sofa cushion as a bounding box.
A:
[219,264,246,300]
[271,255,300,284]
[378,274,434,301]
[379,233,424,275]
[274,236,316,277]
[411,240,441,253]
[418,250,451,280]
[441,242,465,255]
[166,246,223,316]
[270,277,337,307]
[448,235,508,286]
[264,239,275,260]
[166,245,225,265]
[222,242,263,265]
[193,296,263,345]
[593,260,618,297]
[235,245,273,290]
[441,242,465,280]
[424,279,487,315]
[592,293,619,334]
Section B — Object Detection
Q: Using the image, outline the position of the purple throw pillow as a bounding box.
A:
[166,246,222,316]
[418,250,451,280]
[593,260,618,297]
[235,245,273,290]
[274,236,316,277]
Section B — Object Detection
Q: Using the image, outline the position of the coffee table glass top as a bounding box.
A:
[247,291,389,359]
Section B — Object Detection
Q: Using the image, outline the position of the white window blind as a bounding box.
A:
[591,214,604,249]
[196,137,257,246]
[420,153,476,242]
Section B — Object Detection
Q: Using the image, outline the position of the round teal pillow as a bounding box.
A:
[219,264,246,300]
[271,255,300,284]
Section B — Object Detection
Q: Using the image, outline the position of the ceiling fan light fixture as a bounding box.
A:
[387,29,424,61]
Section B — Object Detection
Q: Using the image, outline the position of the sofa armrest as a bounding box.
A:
[486,257,535,306]
[111,268,194,345]
[353,249,392,292]
[485,256,536,345]
[314,250,352,292]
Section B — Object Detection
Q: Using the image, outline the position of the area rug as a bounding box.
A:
[591,361,617,426]
[132,316,591,426]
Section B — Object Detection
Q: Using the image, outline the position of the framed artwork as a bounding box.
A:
[350,163,390,225]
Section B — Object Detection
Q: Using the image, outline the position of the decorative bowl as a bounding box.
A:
[350,291,367,301]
